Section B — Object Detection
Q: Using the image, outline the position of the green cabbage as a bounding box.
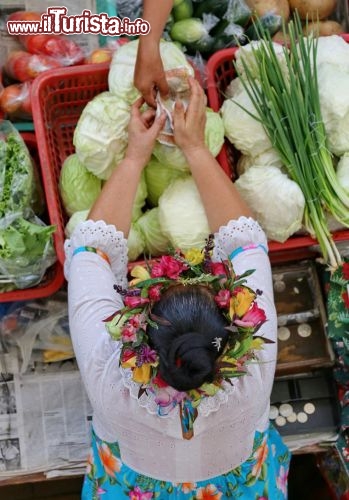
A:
[127,222,145,261]
[73,92,130,180]
[137,208,171,256]
[235,166,305,243]
[59,154,102,216]
[220,84,272,157]
[108,39,194,105]
[64,209,89,238]
[158,176,210,250]
[153,108,224,171]
[144,156,188,206]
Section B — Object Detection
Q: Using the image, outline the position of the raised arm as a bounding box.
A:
[173,78,253,232]
[88,99,165,235]
[134,0,174,107]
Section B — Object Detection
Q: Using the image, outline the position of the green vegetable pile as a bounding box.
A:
[0,124,56,291]
[166,0,282,58]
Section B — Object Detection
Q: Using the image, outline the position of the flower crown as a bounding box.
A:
[104,235,272,439]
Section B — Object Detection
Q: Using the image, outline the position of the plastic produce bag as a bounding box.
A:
[0,82,32,120]
[0,210,56,290]
[0,292,73,374]
[116,0,142,21]
[0,122,56,290]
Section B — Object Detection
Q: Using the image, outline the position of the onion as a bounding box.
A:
[289,0,337,21]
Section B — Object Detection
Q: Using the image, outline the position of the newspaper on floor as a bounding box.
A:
[0,353,92,480]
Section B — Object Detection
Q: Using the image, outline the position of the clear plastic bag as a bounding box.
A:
[0,292,72,374]
[0,123,56,290]
[0,81,32,120]
[0,210,56,289]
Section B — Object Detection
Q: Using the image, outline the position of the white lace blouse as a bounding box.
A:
[64,216,277,483]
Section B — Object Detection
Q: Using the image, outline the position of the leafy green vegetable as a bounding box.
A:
[0,132,35,218]
[59,154,102,216]
[144,156,188,207]
[137,208,171,257]
[0,215,56,288]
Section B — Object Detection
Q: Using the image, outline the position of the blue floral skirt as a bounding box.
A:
[82,424,291,499]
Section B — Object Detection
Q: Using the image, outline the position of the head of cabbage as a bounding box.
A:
[158,176,210,250]
[73,92,130,180]
[59,154,102,216]
[144,156,188,206]
[235,165,305,243]
[137,207,170,257]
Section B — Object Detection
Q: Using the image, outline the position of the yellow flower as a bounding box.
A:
[129,265,151,286]
[121,355,137,369]
[250,337,265,350]
[229,287,256,318]
[184,248,204,266]
[132,363,152,384]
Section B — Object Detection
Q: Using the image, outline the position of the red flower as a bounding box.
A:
[152,373,169,388]
[343,262,349,281]
[121,325,137,343]
[121,347,137,364]
[215,289,231,308]
[234,302,266,328]
[148,285,162,301]
[342,291,349,309]
[150,263,164,278]
[129,314,141,328]
[211,262,226,276]
[151,255,186,279]
[124,296,149,308]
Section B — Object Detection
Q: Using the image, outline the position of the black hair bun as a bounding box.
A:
[160,332,217,391]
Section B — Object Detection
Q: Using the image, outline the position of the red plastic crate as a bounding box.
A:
[30,61,230,267]
[31,63,110,266]
[206,36,349,263]
[0,132,65,302]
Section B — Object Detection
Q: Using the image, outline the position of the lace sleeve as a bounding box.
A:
[64,220,128,287]
[213,216,268,262]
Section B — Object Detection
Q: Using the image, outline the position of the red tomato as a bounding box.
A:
[19,81,32,116]
[23,34,52,53]
[0,84,22,114]
[4,51,32,82]
[26,54,62,78]
[44,37,85,65]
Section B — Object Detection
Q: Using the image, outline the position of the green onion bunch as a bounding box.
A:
[234,13,349,269]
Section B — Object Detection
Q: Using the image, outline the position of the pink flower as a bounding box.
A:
[129,486,153,500]
[148,285,162,301]
[150,263,164,278]
[124,296,149,308]
[129,314,141,328]
[276,465,288,495]
[215,289,231,308]
[121,325,137,343]
[211,262,226,276]
[151,255,186,279]
[154,386,186,414]
[234,302,266,328]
